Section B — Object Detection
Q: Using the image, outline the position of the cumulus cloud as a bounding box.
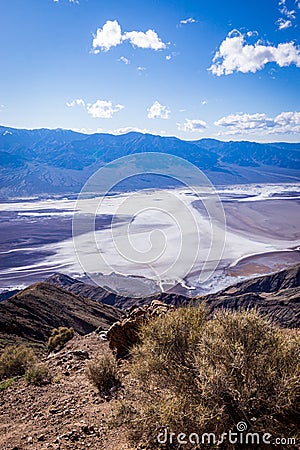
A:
[277,18,292,29]
[87,100,124,118]
[92,20,122,52]
[118,56,130,64]
[215,111,300,135]
[177,119,207,132]
[66,98,124,118]
[276,0,298,29]
[92,20,167,53]
[110,126,151,135]
[180,17,197,25]
[209,31,300,75]
[165,51,178,61]
[147,101,170,119]
[123,29,166,50]
[66,99,85,107]
[53,0,79,3]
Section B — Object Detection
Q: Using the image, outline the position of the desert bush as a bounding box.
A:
[0,344,37,380]
[86,351,121,397]
[25,362,52,385]
[0,377,17,392]
[47,326,74,352]
[119,307,300,449]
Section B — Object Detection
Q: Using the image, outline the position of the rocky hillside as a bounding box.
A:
[0,264,299,352]
[46,265,300,328]
[0,282,123,350]
[202,264,300,328]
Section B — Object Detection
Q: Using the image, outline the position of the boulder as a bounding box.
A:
[107,300,173,357]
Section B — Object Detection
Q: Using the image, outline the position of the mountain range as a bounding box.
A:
[0,125,299,198]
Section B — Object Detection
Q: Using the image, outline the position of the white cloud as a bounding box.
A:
[215,111,300,135]
[123,29,166,50]
[66,98,85,107]
[165,51,178,61]
[53,0,79,3]
[110,126,151,135]
[209,32,300,75]
[92,20,167,53]
[118,56,130,64]
[92,20,122,52]
[276,1,298,29]
[279,5,296,19]
[86,100,124,118]
[66,98,124,118]
[201,100,207,105]
[246,30,258,37]
[147,101,170,119]
[180,17,197,25]
[277,18,292,29]
[177,119,207,132]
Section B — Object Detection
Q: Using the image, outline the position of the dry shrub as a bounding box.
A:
[47,327,74,352]
[86,351,121,398]
[0,345,37,380]
[25,362,52,385]
[119,307,300,449]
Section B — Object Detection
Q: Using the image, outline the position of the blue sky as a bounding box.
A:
[0,0,300,141]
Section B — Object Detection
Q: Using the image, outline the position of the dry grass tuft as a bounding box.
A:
[86,351,121,398]
[25,363,52,385]
[47,327,74,352]
[0,345,37,380]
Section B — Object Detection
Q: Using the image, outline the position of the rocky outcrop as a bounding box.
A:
[107,300,173,357]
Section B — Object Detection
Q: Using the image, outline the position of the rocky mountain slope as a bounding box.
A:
[0,264,299,353]
[46,265,300,328]
[0,282,123,350]
[0,126,299,197]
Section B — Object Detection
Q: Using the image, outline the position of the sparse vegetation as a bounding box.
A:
[25,363,52,385]
[0,377,17,392]
[47,327,74,352]
[86,351,121,397]
[118,307,300,449]
[0,344,37,380]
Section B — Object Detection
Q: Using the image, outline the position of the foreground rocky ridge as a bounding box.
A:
[0,266,299,449]
[0,264,299,351]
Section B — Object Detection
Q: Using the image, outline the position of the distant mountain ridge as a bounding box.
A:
[0,264,299,351]
[0,125,299,198]
[47,265,300,328]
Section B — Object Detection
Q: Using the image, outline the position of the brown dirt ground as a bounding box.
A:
[0,334,134,450]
